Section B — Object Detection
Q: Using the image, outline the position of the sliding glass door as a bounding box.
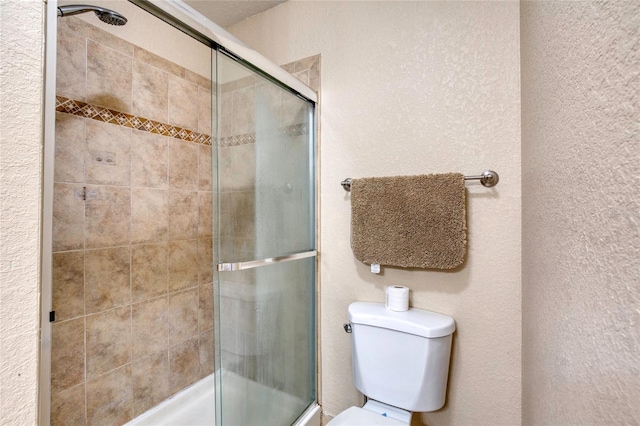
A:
[215,50,316,425]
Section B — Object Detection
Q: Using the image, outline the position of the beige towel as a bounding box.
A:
[350,173,466,269]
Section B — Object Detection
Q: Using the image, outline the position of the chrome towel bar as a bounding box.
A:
[340,170,499,191]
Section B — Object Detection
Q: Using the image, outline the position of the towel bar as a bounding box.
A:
[340,170,499,191]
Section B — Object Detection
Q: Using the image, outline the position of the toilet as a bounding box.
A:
[327,302,456,425]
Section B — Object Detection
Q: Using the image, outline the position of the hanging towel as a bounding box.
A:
[350,173,466,269]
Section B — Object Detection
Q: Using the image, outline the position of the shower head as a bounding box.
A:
[57,4,127,26]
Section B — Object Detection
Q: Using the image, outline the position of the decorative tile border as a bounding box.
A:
[57,96,308,149]
[56,96,212,145]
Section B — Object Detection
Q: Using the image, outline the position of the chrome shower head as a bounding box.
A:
[57,4,127,26]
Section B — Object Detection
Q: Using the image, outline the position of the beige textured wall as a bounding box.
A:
[229,2,522,424]
[0,0,44,424]
[521,1,640,424]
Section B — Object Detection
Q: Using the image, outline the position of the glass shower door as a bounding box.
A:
[215,50,316,425]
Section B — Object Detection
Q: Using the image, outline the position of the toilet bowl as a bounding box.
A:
[327,302,456,425]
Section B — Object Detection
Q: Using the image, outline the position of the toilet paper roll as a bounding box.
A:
[385,285,410,312]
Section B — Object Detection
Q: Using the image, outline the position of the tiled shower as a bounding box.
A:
[48,6,319,425]
[50,15,214,424]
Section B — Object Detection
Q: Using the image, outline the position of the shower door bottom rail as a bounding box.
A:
[217,250,317,272]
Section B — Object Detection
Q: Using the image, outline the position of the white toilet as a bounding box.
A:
[327,302,456,425]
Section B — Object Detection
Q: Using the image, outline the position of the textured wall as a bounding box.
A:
[0,0,44,424]
[521,1,640,424]
[229,2,522,425]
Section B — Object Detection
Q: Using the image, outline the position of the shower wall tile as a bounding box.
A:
[50,383,86,426]
[85,119,131,186]
[86,365,133,426]
[168,191,198,240]
[199,284,213,333]
[198,238,213,285]
[134,46,184,79]
[132,351,171,416]
[59,17,134,57]
[131,243,168,302]
[232,86,256,136]
[55,112,85,184]
[169,336,202,394]
[131,188,169,244]
[185,68,211,90]
[169,138,199,190]
[199,144,213,191]
[56,24,87,102]
[86,306,132,379]
[199,330,215,375]
[131,130,168,189]
[53,183,85,252]
[168,75,198,130]
[51,318,85,393]
[168,239,199,292]
[52,251,84,322]
[132,59,168,123]
[84,247,131,314]
[87,40,132,113]
[132,297,168,357]
[198,191,213,238]
[197,85,212,135]
[168,288,199,345]
[84,185,130,249]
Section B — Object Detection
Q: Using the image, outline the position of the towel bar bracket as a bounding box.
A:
[340,170,499,191]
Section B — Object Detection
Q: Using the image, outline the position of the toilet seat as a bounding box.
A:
[327,406,407,426]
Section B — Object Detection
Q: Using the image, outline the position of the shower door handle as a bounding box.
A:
[217,250,317,272]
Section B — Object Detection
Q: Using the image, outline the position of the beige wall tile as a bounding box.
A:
[53,183,85,252]
[132,60,168,123]
[184,69,211,90]
[50,383,86,426]
[86,365,133,426]
[168,288,198,345]
[198,144,213,191]
[168,190,198,240]
[52,251,84,322]
[197,86,212,135]
[232,86,256,136]
[132,351,170,416]
[55,112,85,183]
[168,240,198,292]
[168,75,198,130]
[86,306,132,378]
[198,238,213,285]
[59,17,133,57]
[169,336,201,394]
[56,25,87,102]
[168,138,198,190]
[134,46,184,79]
[131,243,168,302]
[84,247,131,314]
[85,119,131,186]
[220,92,233,138]
[51,318,85,393]
[131,188,168,244]
[131,130,168,189]
[84,185,130,249]
[198,191,213,238]
[87,40,132,113]
[199,284,213,333]
[199,330,214,376]
[132,297,168,358]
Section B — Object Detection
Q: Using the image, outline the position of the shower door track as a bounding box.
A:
[218,250,317,272]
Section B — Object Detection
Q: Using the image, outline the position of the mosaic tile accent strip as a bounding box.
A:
[218,124,308,148]
[56,96,212,145]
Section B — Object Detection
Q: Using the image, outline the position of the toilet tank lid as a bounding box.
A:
[348,302,455,338]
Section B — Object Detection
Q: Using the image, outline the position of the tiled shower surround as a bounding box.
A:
[51,17,214,425]
[50,13,320,426]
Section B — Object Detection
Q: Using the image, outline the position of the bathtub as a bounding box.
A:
[126,371,320,426]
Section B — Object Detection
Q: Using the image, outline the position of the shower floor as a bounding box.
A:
[126,370,314,426]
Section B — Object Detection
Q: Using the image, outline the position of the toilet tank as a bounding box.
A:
[348,302,456,412]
